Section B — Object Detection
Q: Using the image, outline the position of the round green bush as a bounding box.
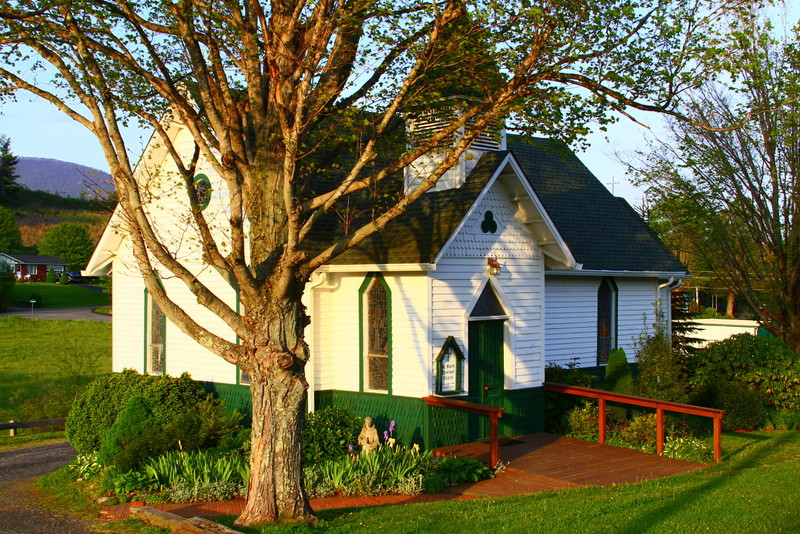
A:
[691,334,800,412]
[716,382,765,431]
[66,369,211,454]
[302,406,362,466]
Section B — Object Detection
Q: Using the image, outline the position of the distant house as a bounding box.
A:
[0,253,69,282]
[85,112,688,448]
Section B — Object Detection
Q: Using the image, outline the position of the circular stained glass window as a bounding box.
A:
[193,174,212,210]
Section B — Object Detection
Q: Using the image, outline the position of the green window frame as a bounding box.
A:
[597,277,618,366]
[359,274,392,394]
[435,336,465,395]
[144,288,167,376]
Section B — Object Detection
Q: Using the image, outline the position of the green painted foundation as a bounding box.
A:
[316,387,545,451]
[196,382,545,452]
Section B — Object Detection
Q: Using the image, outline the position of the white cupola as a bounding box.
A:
[404,101,506,193]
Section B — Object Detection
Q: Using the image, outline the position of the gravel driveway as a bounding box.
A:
[0,442,97,534]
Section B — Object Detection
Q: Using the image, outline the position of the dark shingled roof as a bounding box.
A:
[509,138,687,273]
[325,137,686,274]
[328,151,505,265]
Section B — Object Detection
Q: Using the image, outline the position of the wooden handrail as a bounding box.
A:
[543,382,725,463]
[1,418,66,437]
[422,396,504,468]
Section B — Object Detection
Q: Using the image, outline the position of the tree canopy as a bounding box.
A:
[630,13,800,350]
[0,205,21,251]
[0,0,746,525]
[37,222,95,270]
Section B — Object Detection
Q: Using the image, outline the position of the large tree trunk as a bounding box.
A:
[235,366,313,526]
[235,293,314,526]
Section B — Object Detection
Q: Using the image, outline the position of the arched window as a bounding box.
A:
[145,289,166,375]
[360,274,391,393]
[597,277,617,365]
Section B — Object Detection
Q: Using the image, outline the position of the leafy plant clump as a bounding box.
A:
[66,369,215,454]
[305,442,437,498]
[544,361,599,434]
[691,334,800,414]
[302,406,362,466]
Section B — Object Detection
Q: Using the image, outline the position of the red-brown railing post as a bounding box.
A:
[713,415,723,463]
[543,382,725,463]
[489,412,499,469]
[598,398,606,444]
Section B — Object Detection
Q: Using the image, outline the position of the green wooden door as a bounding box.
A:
[467,320,505,440]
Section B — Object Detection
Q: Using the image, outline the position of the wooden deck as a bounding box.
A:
[433,433,707,498]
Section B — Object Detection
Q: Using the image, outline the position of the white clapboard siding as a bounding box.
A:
[545,276,664,367]
[544,276,599,368]
[310,272,429,397]
[616,278,660,359]
[434,180,545,390]
[110,233,240,382]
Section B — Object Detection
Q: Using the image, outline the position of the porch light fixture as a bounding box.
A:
[487,257,501,276]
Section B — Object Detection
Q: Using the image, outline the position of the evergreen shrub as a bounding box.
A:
[46,268,56,283]
[66,369,213,454]
[303,406,362,466]
[59,272,69,284]
[604,348,633,394]
[97,396,160,472]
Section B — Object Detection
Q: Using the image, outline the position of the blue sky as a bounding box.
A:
[2,2,797,209]
[0,96,652,206]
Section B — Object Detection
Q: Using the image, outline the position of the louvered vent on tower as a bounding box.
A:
[405,104,506,193]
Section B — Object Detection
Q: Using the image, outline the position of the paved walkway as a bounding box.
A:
[0,306,111,322]
[100,433,706,521]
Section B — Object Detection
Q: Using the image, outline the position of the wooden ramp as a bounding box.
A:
[434,433,706,498]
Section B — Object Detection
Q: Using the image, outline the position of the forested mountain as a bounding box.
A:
[16,157,113,199]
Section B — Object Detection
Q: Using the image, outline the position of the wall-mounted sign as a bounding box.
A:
[435,336,464,395]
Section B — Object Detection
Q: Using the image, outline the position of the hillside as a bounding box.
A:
[16,157,114,199]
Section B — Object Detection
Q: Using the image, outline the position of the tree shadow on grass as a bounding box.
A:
[612,431,800,533]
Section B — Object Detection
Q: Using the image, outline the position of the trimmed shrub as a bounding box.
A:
[59,272,69,284]
[604,348,633,394]
[303,406,362,466]
[46,268,56,283]
[716,382,765,431]
[97,396,160,472]
[66,369,212,454]
[690,334,800,412]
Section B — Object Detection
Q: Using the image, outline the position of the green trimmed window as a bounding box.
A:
[361,274,391,393]
[597,277,618,365]
[145,290,166,375]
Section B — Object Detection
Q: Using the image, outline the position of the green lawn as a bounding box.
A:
[213,431,800,534]
[9,282,110,309]
[0,316,111,426]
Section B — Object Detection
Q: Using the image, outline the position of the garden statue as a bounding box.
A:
[357,416,379,453]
